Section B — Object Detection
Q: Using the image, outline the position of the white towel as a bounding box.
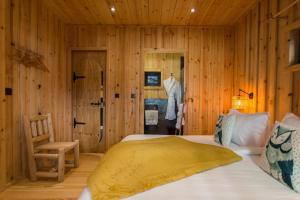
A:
[145,110,158,125]
[176,104,185,129]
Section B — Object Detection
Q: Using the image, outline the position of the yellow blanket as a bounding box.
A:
[88,136,242,200]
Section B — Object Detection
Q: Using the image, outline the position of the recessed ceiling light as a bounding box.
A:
[111,6,116,13]
[191,8,196,13]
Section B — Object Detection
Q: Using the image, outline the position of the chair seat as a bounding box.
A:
[36,142,78,152]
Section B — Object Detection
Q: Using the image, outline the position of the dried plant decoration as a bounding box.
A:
[11,45,49,72]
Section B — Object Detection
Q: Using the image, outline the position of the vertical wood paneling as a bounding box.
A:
[11,0,21,182]
[267,0,278,122]
[0,0,8,192]
[65,25,234,147]
[123,27,141,138]
[249,5,259,113]
[224,29,235,113]
[293,71,300,115]
[276,0,293,120]
[187,28,201,133]
[1,0,69,189]
[106,26,120,149]
[257,0,268,113]
[2,0,300,190]
[234,0,299,122]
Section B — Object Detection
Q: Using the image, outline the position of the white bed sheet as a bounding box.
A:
[78,135,300,200]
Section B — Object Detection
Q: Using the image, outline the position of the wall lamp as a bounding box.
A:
[238,89,254,99]
[232,89,254,110]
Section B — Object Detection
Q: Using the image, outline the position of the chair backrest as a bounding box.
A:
[24,113,55,153]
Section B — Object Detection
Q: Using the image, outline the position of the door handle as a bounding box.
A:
[90,101,101,106]
[73,118,86,128]
[99,97,105,143]
[91,101,105,107]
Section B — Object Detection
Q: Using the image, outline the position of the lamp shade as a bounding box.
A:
[232,95,248,110]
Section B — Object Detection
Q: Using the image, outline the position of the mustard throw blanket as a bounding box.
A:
[88,137,242,200]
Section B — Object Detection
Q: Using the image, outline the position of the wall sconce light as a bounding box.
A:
[232,89,254,110]
[111,6,116,13]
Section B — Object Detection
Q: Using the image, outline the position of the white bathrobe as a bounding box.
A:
[163,77,181,120]
[176,103,184,129]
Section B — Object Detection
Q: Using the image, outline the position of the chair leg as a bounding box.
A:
[58,148,65,182]
[28,156,37,181]
[74,140,80,168]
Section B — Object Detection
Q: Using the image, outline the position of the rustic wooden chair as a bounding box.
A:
[24,113,79,182]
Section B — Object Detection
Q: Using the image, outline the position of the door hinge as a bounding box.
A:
[73,118,86,128]
[73,72,86,82]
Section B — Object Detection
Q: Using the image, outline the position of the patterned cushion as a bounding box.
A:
[214,114,236,146]
[259,123,300,192]
[214,115,224,144]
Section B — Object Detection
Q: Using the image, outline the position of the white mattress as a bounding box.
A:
[78,135,300,200]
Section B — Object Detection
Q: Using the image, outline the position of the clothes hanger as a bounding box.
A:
[170,73,174,79]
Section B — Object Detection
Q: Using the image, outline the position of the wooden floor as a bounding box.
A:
[0,154,102,200]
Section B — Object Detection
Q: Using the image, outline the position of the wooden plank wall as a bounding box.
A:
[0,0,70,189]
[1,1,235,187]
[65,25,235,148]
[0,0,9,192]
[293,71,300,116]
[233,0,300,121]
[290,2,300,117]
[1,0,300,191]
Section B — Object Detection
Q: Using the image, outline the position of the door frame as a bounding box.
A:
[68,47,108,151]
[141,48,188,135]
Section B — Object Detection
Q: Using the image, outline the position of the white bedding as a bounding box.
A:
[78,135,300,200]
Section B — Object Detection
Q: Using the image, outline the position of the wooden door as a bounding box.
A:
[72,51,106,153]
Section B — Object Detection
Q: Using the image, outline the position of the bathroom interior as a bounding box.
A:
[144,52,185,135]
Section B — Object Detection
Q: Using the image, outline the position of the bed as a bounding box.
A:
[79,135,300,200]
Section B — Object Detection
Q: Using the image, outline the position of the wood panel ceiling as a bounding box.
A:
[43,0,257,26]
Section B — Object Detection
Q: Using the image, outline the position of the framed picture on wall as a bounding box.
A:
[144,71,161,87]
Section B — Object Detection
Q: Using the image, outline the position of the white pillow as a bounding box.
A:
[230,110,269,147]
[214,114,236,147]
[282,112,300,129]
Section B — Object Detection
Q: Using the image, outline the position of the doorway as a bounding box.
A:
[144,52,185,135]
[72,50,106,153]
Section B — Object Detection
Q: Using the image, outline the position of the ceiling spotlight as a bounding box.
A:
[191,8,196,13]
[111,6,116,13]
